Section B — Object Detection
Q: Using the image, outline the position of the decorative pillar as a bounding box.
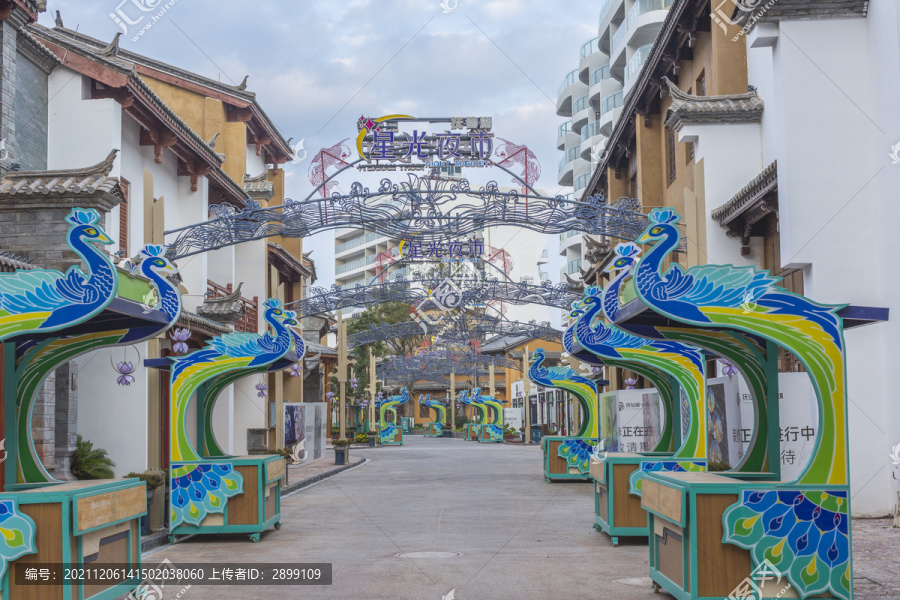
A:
[337,311,347,441]
[450,370,456,432]
[368,346,376,431]
[523,346,531,443]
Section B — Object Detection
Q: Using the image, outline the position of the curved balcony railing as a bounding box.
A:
[602,91,624,113]
[336,257,367,275]
[591,65,612,85]
[611,26,626,54]
[626,44,654,82]
[580,37,599,59]
[558,121,572,138]
[627,0,673,30]
[573,94,590,114]
[557,69,579,96]
[580,120,602,141]
[568,258,583,275]
[598,0,614,28]
[574,173,591,192]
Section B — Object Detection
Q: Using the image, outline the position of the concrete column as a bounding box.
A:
[523,346,531,443]
[54,362,77,480]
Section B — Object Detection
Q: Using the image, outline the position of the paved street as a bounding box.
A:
[145,436,900,600]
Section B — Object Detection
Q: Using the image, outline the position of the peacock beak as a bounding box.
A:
[636,232,652,244]
[97,232,115,244]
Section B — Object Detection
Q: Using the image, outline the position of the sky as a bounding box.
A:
[38,0,598,289]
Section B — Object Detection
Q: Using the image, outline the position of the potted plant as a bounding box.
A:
[367,430,377,447]
[354,432,368,444]
[124,470,165,536]
[519,426,526,443]
[333,439,350,465]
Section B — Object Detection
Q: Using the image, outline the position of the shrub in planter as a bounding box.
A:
[333,438,351,465]
[71,435,115,480]
[354,433,369,444]
[125,470,165,535]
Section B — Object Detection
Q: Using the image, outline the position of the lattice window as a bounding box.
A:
[666,127,677,186]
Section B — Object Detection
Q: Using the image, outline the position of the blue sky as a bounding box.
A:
[39,0,598,287]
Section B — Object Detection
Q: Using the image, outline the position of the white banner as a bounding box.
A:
[285,402,328,465]
[503,407,523,430]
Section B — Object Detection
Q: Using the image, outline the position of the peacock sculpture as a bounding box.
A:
[471,387,504,441]
[570,286,707,492]
[379,387,410,444]
[0,208,116,340]
[15,243,184,484]
[420,394,447,434]
[604,241,770,472]
[168,299,300,528]
[528,347,601,473]
[634,208,851,600]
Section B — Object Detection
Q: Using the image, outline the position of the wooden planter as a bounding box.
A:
[542,436,592,482]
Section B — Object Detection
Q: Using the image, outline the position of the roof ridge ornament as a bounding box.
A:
[236,75,249,90]
[99,32,121,57]
[662,76,764,131]
[54,10,63,27]
[2,149,119,180]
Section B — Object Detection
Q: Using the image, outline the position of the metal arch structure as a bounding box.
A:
[163,175,647,259]
[377,351,520,383]
[288,276,581,318]
[348,317,563,348]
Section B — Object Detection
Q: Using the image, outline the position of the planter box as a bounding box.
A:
[334,448,350,465]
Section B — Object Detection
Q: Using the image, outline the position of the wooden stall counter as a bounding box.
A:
[0,479,146,600]
[464,424,480,441]
[639,471,822,600]
[424,423,443,437]
[477,425,503,443]
[589,453,653,545]
[169,455,286,544]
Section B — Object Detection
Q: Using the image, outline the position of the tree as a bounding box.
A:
[346,301,425,395]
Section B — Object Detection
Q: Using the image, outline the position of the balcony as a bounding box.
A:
[207,280,258,333]
[556,69,579,117]
[580,121,603,161]
[599,91,624,137]
[625,43,654,91]
[572,94,591,134]
[611,25,626,57]
[557,146,578,186]
[335,231,382,255]
[578,37,606,85]
[574,172,591,193]
[567,258,583,275]
[336,257,367,275]
[557,120,578,151]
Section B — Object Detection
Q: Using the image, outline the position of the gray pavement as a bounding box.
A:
[142,435,900,600]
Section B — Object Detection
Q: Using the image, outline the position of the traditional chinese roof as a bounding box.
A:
[712,161,778,224]
[0,250,37,272]
[480,334,531,353]
[304,340,337,357]
[243,170,274,201]
[0,150,124,202]
[510,349,563,360]
[268,243,313,281]
[196,282,246,325]
[28,25,248,206]
[37,23,292,165]
[753,0,867,23]
[176,309,232,336]
[663,77,764,131]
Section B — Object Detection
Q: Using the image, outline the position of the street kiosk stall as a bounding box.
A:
[0,210,183,599]
[622,209,886,600]
[529,348,603,482]
[155,299,303,543]
[420,395,447,437]
[378,388,409,445]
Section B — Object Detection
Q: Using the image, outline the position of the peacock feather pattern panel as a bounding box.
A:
[723,489,850,600]
[0,500,36,582]
[170,462,244,528]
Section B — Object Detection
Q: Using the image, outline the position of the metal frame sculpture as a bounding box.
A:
[292,277,581,318]
[378,387,409,445]
[0,210,182,598]
[162,299,303,543]
[470,387,505,443]
[528,348,602,481]
[627,208,884,600]
[349,316,562,348]
[163,179,648,259]
[419,395,447,437]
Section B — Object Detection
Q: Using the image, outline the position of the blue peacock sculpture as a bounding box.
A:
[0,208,116,340]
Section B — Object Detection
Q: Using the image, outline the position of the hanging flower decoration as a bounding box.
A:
[349,378,359,390]
[591,366,602,375]
[289,363,303,377]
[256,383,268,398]
[170,328,191,354]
[624,377,637,390]
[115,361,135,386]
[721,359,738,376]
[326,392,336,401]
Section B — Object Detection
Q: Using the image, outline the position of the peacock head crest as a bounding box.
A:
[606,242,641,273]
[139,245,179,276]
[584,286,603,299]
[66,208,113,245]
[281,310,299,327]
[638,208,681,244]
[531,347,546,362]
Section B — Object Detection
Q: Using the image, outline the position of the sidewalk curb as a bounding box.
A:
[281,457,367,496]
